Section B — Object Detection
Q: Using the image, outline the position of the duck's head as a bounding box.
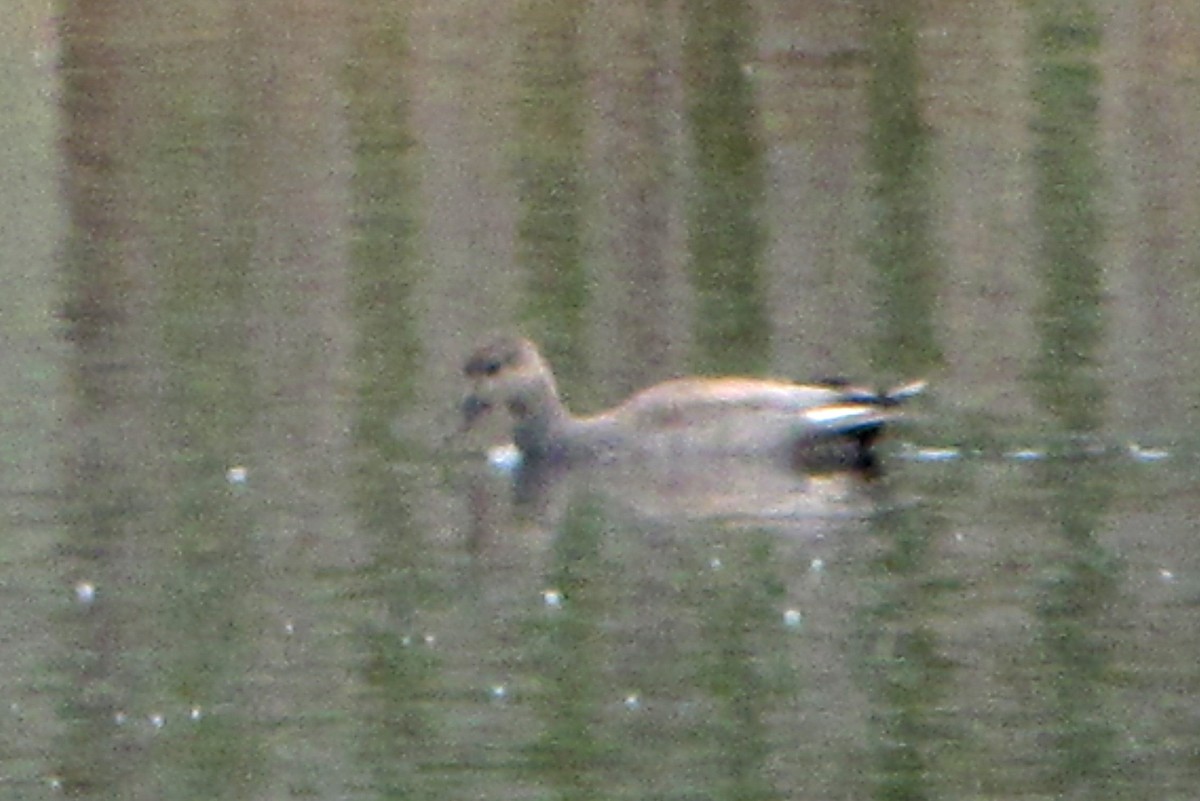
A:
[461,336,562,429]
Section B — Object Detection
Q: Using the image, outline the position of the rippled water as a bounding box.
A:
[3,0,1199,798]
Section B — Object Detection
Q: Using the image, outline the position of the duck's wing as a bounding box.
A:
[608,378,849,427]
[597,376,926,437]
[799,402,893,438]
[618,377,926,416]
[799,379,926,434]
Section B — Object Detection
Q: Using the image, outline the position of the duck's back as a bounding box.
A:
[555,377,868,466]
[614,377,847,426]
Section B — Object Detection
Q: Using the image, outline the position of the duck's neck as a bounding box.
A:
[508,381,572,461]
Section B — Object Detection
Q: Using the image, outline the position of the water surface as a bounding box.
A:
[3,0,1199,798]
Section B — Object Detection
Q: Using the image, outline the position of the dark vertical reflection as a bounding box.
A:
[515,0,590,388]
[136,17,265,799]
[57,0,261,796]
[344,4,436,799]
[682,0,769,374]
[854,504,953,801]
[864,0,942,378]
[1027,2,1122,796]
[859,6,949,798]
[1029,1,1105,432]
[697,534,783,801]
[527,498,607,800]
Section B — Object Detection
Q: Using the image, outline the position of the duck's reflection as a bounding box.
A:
[467,451,892,546]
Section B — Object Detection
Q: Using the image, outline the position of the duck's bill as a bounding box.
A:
[460,394,493,429]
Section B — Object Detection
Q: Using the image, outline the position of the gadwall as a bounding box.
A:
[461,336,925,472]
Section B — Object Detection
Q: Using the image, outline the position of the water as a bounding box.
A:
[3,0,1200,798]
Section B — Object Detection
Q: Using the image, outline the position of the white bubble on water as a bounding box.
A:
[74,581,97,606]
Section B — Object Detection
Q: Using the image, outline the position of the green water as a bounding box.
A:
[2,0,1199,798]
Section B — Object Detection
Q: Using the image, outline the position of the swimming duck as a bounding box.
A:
[461,336,924,472]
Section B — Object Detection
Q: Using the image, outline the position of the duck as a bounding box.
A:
[460,335,925,473]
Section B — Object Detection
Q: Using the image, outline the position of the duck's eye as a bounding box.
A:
[465,357,506,377]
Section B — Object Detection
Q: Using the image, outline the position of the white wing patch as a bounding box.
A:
[803,404,874,424]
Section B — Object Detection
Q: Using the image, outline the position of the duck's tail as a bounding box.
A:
[881,379,928,406]
[796,379,927,474]
[828,379,927,408]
